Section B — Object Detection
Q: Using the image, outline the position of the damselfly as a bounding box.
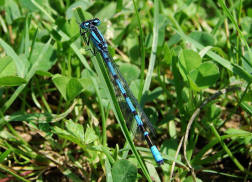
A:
[80,18,164,165]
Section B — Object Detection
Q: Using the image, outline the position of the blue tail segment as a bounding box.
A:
[80,18,164,165]
[150,146,164,165]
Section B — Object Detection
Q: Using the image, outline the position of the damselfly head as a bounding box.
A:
[92,18,101,26]
[80,22,89,29]
[80,18,101,29]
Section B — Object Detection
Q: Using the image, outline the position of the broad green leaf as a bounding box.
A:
[105,158,113,182]
[4,0,21,24]
[189,61,219,89]
[169,120,176,138]
[53,126,80,144]
[178,49,202,81]
[119,63,140,83]
[19,0,43,11]
[128,45,140,62]
[174,29,252,82]
[248,8,252,17]
[0,56,16,77]
[80,69,96,94]
[66,120,84,142]
[112,160,137,182]
[52,74,70,100]
[0,76,26,86]
[19,54,30,75]
[84,127,98,144]
[79,78,95,94]
[210,47,228,59]
[35,70,53,77]
[161,142,189,168]
[241,17,252,39]
[116,0,123,12]
[30,42,57,72]
[53,126,71,137]
[144,106,158,125]
[189,31,215,46]
[53,74,86,101]
[62,17,79,37]
[146,162,161,182]
[66,0,93,20]
[0,39,26,77]
[1,39,51,113]
[163,44,172,65]
[129,79,140,99]
[0,0,4,6]
[167,33,181,47]
[184,176,203,182]
[188,76,201,91]
[95,2,116,21]
[157,14,169,46]
[141,87,163,104]
[183,3,197,16]
[66,78,84,101]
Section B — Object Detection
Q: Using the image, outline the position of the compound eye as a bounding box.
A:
[81,22,89,29]
[93,18,101,26]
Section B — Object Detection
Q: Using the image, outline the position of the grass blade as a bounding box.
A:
[2,38,52,113]
[174,29,252,83]
[0,39,25,77]
[143,0,159,93]
[92,54,153,182]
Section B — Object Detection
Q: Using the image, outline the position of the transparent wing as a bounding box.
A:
[107,55,156,136]
[108,63,137,135]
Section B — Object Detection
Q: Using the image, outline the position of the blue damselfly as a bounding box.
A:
[80,18,164,165]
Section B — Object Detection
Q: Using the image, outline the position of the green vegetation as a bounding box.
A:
[0,0,251,181]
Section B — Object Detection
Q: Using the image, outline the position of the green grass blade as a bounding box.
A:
[91,54,152,182]
[0,39,25,77]
[174,29,252,83]
[31,0,54,23]
[0,164,31,182]
[209,124,251,175]
[2,38,52,113]
[57,29,92,71]
[89,71,107,146]
[143,0,159,93]
[24,14,30,58]
[132,0,145,100]
[218,0,252,66]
